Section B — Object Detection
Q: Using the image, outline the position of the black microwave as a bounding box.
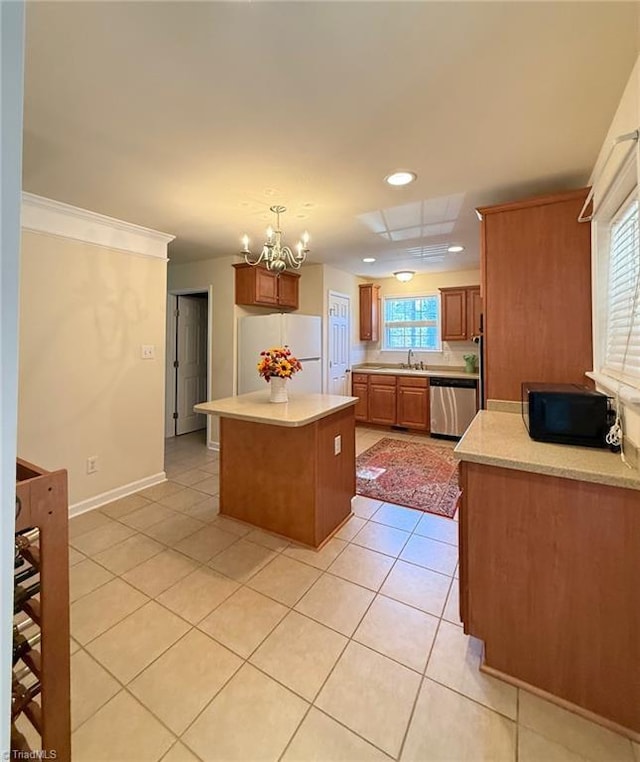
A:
[521,382,609,448]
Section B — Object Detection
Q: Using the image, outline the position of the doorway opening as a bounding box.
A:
[165,290,211,439]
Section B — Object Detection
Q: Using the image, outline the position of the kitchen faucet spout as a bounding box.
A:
[407,349,414,367]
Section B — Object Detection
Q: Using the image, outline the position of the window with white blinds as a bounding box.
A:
[603,196,640,385]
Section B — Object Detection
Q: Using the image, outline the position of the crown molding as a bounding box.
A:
[21,192,175,260]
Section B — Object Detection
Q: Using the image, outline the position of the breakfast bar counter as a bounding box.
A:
[195,391,358,547]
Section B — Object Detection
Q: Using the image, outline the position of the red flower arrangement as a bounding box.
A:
[257,346,303,382]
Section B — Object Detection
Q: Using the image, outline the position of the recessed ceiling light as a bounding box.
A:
[385,171,417,187]
[393,270,415,282]
[362,257,376,263]
[447,245,465,253]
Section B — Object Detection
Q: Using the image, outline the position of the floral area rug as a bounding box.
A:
[356,438,460,518]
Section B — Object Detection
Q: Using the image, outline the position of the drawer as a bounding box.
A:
[398,376,429,388]
[369,375,397,386]
[352,373,369,384]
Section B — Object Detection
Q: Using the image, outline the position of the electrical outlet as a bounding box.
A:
[141,344,155,359]
[334,435,342,455]
[86,456,98,474]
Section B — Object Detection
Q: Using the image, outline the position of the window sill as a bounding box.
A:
[586,371,640,409]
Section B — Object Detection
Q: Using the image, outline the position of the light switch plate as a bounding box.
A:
[141,344,155,359]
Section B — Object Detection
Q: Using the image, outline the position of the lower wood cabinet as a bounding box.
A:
[352,375,369,422]
[351,373,430,431]
[459,460,640,735]
[368,376,397,425]
[397,376,429,430]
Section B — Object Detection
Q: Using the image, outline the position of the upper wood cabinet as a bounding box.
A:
[233,264,300,310]
[477,188,592,401]
[359,284,380,342]
[440,286,481,341]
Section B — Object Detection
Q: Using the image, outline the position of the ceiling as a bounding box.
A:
[23,2,639,278]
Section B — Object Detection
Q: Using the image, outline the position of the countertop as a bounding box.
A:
[454,410,640,491]
[194,391,358,428]
[353,364,479,381]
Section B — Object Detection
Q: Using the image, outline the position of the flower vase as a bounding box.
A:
[269,377,288,403]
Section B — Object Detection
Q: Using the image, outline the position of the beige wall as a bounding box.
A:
[362,268,481,367]
[590,55,640,447]
[168,259,368,443]
[18,231,167,508]
[167,255,254,445]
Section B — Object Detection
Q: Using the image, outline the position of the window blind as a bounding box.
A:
[604,197,640,385]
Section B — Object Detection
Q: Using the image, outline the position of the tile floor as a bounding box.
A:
[58,427,638,761]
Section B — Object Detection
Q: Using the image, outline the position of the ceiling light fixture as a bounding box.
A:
[385,171,417,187]
[241,206,309,273]
[393,270,415,282]
[447,245,465,253]
[362,257,376,263]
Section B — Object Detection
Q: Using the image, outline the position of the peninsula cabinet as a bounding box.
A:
[440,286,481,342]
[459,461,640,736]
[233,263,300,310]
[359,283,380,342]
[477,188,592,402]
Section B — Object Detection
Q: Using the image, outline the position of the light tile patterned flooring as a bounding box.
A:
[61,427,638,762]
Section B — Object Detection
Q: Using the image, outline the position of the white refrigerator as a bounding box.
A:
[238,314,323,395]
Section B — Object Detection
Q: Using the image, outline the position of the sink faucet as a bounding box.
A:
[407,348,414,367]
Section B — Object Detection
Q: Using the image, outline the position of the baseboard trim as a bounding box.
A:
[68,471,167,518]
[208,440,220,452]
[480,661,640,743]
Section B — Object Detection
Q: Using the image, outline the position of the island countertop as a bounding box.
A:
[454,409,640,491]
[194,391,358,428]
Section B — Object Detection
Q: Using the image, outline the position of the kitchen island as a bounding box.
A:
[195,391,358,548]
[454,410,640,739]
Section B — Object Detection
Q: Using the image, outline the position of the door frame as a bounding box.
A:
[165,286,213,443]
[326,290,351,394]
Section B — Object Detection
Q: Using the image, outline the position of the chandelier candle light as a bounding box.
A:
[257,346,303,403]
[242,206,310,273]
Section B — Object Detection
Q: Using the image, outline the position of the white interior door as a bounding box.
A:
[328,292,350,396]
[176,295,208,435]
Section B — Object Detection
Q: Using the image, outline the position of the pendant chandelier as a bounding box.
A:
[241,205,309,273]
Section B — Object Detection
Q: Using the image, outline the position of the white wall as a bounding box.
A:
[18,230,168,511]
[589,55,640,448]
[0,1,25,752]
[362,268,481,368]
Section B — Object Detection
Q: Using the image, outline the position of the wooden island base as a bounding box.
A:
[219,406,355,547]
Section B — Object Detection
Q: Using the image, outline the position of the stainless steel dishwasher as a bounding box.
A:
[430,377,478,438]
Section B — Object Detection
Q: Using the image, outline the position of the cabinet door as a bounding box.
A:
[397,379,429,431]
[255,268,278,305]
[277,272,299,310]
[359,284,380,342]
[369,382,397,425]
[441,289,467,341]
[467,287,482,339]
[352,382,369,422]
